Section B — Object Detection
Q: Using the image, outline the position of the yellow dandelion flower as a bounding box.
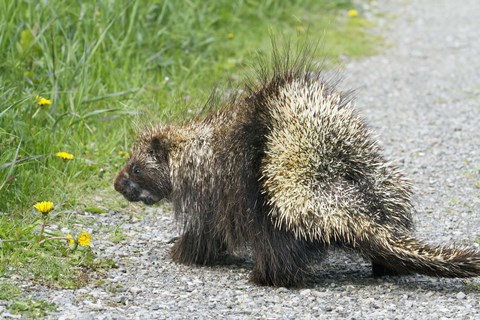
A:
[36,96,52,106]
[78,231,91,247]
[55,151,74,160]
[33,201,54,213]
[227,32,234,40]
[348,9,358,17]
[117,150,130,159]
[66,234,75,245]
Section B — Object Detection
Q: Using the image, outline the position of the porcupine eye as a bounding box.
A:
[132,165,141,176]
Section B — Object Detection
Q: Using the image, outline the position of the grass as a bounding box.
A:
[0,0,382,315]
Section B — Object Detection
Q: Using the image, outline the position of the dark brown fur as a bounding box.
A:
[114,46,480,287]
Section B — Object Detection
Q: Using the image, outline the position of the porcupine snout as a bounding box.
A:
[114,170,142,202]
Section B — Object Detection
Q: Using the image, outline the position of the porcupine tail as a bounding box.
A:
[352,220,480,278]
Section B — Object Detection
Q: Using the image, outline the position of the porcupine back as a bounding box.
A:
[256,68,480,277]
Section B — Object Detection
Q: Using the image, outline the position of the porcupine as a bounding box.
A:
[114,46,480,287]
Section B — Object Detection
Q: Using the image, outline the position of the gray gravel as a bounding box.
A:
[10,0,480,319]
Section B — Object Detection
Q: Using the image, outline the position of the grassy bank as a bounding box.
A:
[0,0,381,308]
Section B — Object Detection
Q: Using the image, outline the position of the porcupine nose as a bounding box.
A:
[114,171,141,202]
[113,170,126,194]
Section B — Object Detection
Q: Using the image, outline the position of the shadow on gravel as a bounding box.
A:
[161,244,476,293]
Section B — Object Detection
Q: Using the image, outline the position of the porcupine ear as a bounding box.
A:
[150,136,169,162]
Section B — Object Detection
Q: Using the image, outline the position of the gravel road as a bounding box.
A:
[10,0,480,319]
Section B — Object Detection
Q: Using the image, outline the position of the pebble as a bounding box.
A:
[129,286,142,294]
[456,292,466,300]
[2,312,21,319]
[299,289,311,296]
